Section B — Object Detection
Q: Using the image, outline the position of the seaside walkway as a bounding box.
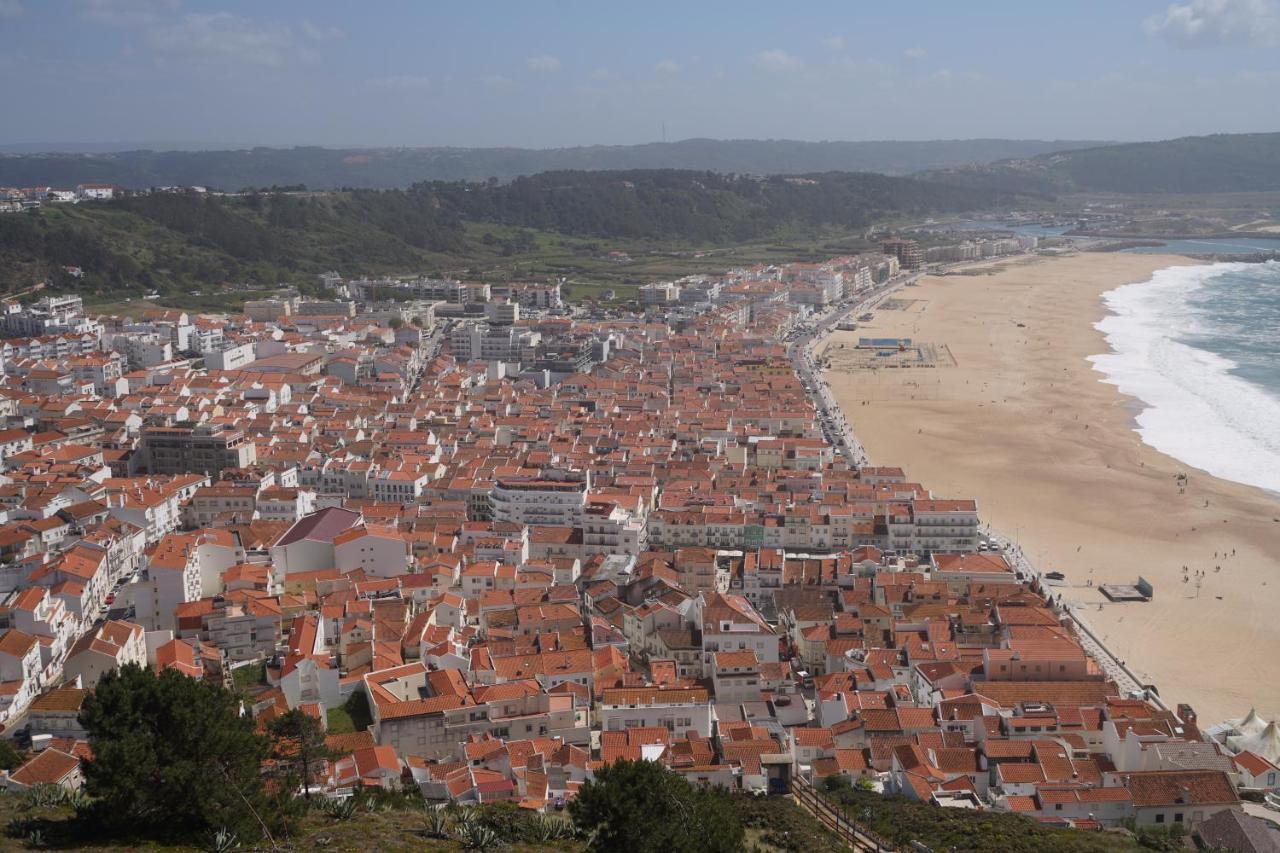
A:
[987,533,1150,701]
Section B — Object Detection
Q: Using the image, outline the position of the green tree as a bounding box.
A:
[78,664,272,843]
[388,315,404,329]
[569,758,743,853]
[343,689,374,731]
[268,708,329,801]
[0,738,24,770]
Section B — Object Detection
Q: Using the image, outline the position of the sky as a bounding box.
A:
[2,0,1280,149]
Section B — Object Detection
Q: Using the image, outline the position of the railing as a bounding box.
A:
[791,776,899,852]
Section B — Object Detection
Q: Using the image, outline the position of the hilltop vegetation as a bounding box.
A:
[0,138,1104,190]
[8,132,1280,197]
[0,169,1008,299]
[819,781,1161,853]
[926,132,1280,195]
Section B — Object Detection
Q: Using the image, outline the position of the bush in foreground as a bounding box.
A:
[569,758,742,853]
[78,664,273,842]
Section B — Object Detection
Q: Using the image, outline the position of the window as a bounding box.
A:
[1173,814,1183,823]
[1155,814,1165,824]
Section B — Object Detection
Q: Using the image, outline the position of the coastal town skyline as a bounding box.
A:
[0,207,1277,845]
[3,3,1280,849]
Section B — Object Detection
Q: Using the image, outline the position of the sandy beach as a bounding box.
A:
[822,252,1280,726]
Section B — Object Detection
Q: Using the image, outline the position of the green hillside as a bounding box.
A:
[0,138,1105,190]
[925,132,1280,195]
[0,169,1009,301]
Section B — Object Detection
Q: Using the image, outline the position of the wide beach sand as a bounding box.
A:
[822,252,1280,725]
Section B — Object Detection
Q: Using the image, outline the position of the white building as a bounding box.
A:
[596,687,713,736]
[206,342,257,371]
[491,472,589,527]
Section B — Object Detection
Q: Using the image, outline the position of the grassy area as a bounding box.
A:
[230,661,266,693]
[738,794,846,852]
[819,784,1159,852]
[0,776,846,853]
[326,706,356,734]
[0,790,583,852]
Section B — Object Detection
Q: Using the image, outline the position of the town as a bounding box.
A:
[0,238,1274,850]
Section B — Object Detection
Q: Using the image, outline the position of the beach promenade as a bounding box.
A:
[819,251,1280,725]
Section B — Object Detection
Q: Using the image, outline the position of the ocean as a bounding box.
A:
[1121,237,1280,255]
[1089,260,1280,494]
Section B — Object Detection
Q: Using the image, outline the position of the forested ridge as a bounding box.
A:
[926,132,1280,194]
[0,168,1009,296]
[0,138,1103,189]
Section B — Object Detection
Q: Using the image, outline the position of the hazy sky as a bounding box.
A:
[2,0,1280,149]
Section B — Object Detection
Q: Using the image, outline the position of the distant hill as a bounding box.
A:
[0,138,1103,190]
[0,168,1010,296]
[923,132,1280,194]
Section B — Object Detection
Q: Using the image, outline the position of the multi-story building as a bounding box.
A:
[639,282,680,306]
[295,299,357,317]
[880,238,924,269]
[142,424,257,477]
[491,471,589,527]
[243,298,294,321]
[107,332,174,369]
[449,322,541,363]
[484,300,519,325]
[510,282,563,310]
[3,295,100,339]
[597,687,713,736]
[205,342,257,370]
[907,499,980,553]
[134,533,206,631]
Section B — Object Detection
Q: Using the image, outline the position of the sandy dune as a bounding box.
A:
[822,252,1280,725]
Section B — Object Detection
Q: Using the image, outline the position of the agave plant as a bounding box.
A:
[459,822,499,851]
[24,829,45,850]
[423,807,453,839]
[452,809,477,836]
[534,814,573,841]
[203,827,239,853]
[63,790,91,813]
[21,785,64,809]
[320,797,358,821]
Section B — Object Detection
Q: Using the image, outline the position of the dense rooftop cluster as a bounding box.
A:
[0,258,1272,845]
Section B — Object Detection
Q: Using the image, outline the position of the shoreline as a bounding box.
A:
[822,251,1280,725]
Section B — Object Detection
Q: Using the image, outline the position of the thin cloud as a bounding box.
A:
[79,0,179,27]
[370,75,431,91]
[655,58,680,74]
[480,73,516,91]
[301,20,345,41]
[1144,0,1280,46]
[145,12,302,68]
[903,46,927,59]
[821,35,846,50]
[526,54,561,71]
[753,48,803,73]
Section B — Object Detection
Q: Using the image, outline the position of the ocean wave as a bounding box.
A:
[1089,262,1280,495]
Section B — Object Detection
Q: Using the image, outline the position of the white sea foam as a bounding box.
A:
[1089,263,1280,495]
